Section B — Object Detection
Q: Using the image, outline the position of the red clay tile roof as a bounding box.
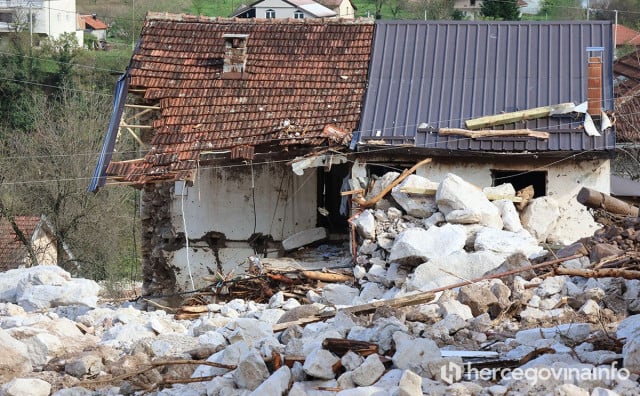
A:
[614,24,640,46]
[80,15,109,30]
[106,14,374,185]
[614,49,640,142]
[0,216,40,272]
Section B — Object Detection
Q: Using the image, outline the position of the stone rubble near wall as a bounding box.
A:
[1,172,640,395]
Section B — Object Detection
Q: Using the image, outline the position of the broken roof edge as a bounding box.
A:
[354,144,616,160]
[144,11,372,24]
[88,72,130,193]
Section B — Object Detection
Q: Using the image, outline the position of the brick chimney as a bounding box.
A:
[587,55,602,117]
[222,34,249,79]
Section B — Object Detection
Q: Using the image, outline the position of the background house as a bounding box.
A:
[453,0,528,19]
[0,215,72,271]
[78,13,107,43]
[315,0,356,18]
[614,24,640,49]
[0,0,81,44]
[90,15,374,295]
[231,0,337,19]
[358,21,614,244]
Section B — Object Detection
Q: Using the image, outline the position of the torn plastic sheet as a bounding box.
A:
[291,154,348,176]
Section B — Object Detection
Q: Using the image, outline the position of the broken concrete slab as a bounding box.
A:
[282,227,328,251]
[353,210,376,240]
[474,227,545,259]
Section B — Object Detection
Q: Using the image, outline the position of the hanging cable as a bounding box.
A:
[180,183,195,291]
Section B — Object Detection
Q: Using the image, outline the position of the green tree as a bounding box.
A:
[481,0,521,20]
[412,0,454,20]
[538,0,584,20]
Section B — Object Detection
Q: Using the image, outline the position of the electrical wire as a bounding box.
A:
[180,183,195,291]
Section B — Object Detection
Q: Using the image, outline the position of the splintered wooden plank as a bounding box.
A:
[464,103,575,130]
[439,128,549,139]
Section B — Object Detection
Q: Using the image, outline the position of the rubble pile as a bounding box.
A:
[1,172,640,395]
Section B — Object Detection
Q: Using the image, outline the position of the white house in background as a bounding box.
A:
[453,0,528,19]
[0,0,81,43]
[231,0,337,19]
[315,0,356,18]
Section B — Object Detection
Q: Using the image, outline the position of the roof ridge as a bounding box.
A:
[145,11,372,24]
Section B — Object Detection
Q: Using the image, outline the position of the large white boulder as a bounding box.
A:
[520,196,560,243]
[0,266,70,303]
[474,227,544,259]
[391,175,439,218]
[353,210,376,240]
[436,173,503,229]
[492,199,523,232]
[0,330,31,383]
[388,224,466,265]
[406,251,504,292]
[547,200,601,245]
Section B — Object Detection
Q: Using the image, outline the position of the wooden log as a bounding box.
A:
[554,267,640,280]
[301,271,353,283]
[273,291,435,332]
[439,128,549,139]
[463,103,575,130]
[577,187,639,216]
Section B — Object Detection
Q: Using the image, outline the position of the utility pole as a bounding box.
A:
[586,0,589,20]
[29,2,32,47]
[131,0,135,50]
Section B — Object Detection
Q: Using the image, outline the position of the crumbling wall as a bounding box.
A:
[168,162,318,291]
[140,183,177,297]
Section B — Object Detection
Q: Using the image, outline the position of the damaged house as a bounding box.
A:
[90,14,375,295]
[355,21,615,245]
[91,16,616,296]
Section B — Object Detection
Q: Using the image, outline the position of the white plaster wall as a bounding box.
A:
[416,157,610,244]
[255,0,307,18]
[33,0,76,39]
[415,157,610,203]
[337,0,354,18]
[31,228,57,266]
[170,162,318,290]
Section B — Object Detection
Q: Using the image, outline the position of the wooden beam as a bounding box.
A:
[125,107,156,123]
[464,103,575,130]
[120,123,154,129]
[577,187,640,216]
[125,104,161,110]
[439,128,550,139]
[352,158,432,207]
[124,127,146,147]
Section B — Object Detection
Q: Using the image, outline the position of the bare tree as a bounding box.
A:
[0,87,138,280]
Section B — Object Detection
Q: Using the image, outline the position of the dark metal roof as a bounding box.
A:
[358,21,615,154]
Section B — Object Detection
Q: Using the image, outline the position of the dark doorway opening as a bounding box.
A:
[492,170,547,197]
[317,163,350,235]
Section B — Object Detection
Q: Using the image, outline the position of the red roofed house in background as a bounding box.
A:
[79,14,109,43]
[90,14,374,296]
[614,24,640,48]
[0,215,74,272]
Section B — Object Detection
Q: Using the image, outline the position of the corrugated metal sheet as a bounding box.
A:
[359,21,615,153]
[88,72,129,192]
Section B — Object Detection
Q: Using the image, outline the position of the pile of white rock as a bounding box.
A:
[0,172,639,395]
